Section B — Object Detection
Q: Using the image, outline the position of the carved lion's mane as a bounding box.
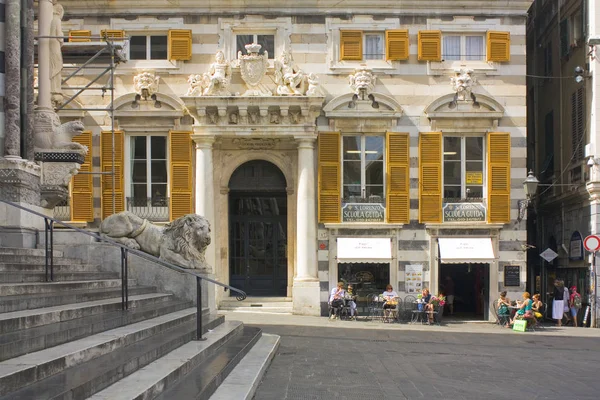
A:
[162,214,211,261]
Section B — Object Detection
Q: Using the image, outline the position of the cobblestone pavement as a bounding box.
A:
[251,324,600,400]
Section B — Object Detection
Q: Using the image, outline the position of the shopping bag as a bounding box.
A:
[512,319,527,332]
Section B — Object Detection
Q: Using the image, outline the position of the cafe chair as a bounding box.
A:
[367,293,385,322]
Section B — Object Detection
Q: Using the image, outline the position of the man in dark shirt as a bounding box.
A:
[444,276,455,315]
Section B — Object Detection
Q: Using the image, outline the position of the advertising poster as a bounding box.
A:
[406,264,423,294]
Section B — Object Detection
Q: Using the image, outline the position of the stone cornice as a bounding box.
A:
[60,1,533,17]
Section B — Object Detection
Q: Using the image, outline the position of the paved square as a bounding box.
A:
[252,324,600,400]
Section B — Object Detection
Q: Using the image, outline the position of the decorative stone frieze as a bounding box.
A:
[238,43,271,96]
[451,68,475,102]
[182,95,325,135]
[232,138,280,150]
[348,66,376,98]
[0,158,42,206]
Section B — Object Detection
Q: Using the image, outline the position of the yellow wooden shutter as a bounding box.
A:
[69,30,92,42]
[487,132,511,223]
[487,31,510,62]
[70,131,93,222]
[168,29,192,61]
[386,30,409,61]
[386,132,410,223]
[419,132,442,223]
[318,132,341,223]
[100,29,125,40]
[169,131,193,220]
[340,30,363,61]
[100,130,124,219]
[418,30,441,61]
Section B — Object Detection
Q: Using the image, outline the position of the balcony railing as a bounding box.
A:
[54,198,71,221]
[126,197,169,222]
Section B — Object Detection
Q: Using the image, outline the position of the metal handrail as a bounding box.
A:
[0,198,247,340]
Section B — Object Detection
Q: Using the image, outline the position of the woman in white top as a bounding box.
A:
[382,285,399,321]
[329,282,346,320]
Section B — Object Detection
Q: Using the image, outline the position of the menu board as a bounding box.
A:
[405,264,423,293]
[504,265,520,287]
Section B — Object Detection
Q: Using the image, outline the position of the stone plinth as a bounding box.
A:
[35,150,85,209]
[0,157,48,248]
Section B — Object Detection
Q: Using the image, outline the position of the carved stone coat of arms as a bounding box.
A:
[238,43,271,96]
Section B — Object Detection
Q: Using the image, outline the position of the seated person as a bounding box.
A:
[329,281,346,320]
[421,288,432,304]
[382,285,399,320]
[510,291,533,326]
[345,284,358,320]
[532,293,543,324]
[497,291,511,326]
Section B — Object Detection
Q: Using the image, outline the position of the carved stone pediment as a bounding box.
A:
[323,92,402,120]
[425,93,505,132]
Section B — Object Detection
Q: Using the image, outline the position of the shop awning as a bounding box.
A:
[438,238,496,264]
[336,238,392,263]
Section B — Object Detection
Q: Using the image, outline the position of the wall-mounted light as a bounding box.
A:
[575,66,585,83]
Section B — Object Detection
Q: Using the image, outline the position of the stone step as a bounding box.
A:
[0,298,193,361]
[0,263,99,272]
[219,306,293,314]
[0,279,137,296]
[0,292,174,335]
[0,271,119,283]
[0,309,222,398]
[0,248,63,257]
[209,333,280,400]
[219,300,293,314]
[87,321,245,400]
[0,254,86,264]
[0,285,157,313]
[154,326,262,400]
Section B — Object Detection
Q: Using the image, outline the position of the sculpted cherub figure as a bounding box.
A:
[274,51,308,95]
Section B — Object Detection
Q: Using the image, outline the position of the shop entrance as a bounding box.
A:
[338,263,390,299]
[439,263,490,320]
[228,161,288,296]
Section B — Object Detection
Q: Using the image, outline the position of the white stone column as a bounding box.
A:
[37,0,52,110]
[293,136,319,315]
[193,137,216,270]
[192,136,217,314]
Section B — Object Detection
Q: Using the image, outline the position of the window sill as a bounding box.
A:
[425,222,505,229]
[119,60,179,70]
[428,60,497,75]
[329,59,395,73]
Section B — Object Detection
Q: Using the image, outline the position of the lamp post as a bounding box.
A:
[523,170,540,201]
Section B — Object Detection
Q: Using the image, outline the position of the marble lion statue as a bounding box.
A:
[99,211,211,270]
[34,116,88,153]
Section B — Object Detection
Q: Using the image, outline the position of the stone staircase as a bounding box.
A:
[219,297,294,314]
[0,246,279,400]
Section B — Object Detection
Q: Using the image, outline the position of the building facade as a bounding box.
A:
[527,0,599,326]
[55,0,532,319]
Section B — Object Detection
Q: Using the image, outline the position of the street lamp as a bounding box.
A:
[523,170,540,200]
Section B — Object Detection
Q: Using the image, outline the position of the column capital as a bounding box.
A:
[294,135,317,149]
[191,135,216,148]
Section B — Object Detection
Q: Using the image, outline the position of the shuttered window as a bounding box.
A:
[100,130,125,219]
[70,131,93,222]
[386,30,409,61]
[69,30,92,42]
[487,132,511,223]
[318,132,341,223]
[386,132,409,223]
[100,30,125,40]
[418,30,441,61]
[486,31,510,62]
[340,30,363,61]
[168,29,192,61]
[419,132,442,223]
[169,131,193,220]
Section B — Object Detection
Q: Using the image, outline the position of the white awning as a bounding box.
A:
[337,238,392,263]
[438,238,496,264]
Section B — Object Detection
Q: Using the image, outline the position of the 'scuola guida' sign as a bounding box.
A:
[442,202,486,222]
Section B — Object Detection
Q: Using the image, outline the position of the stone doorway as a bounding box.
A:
[228,160,288,296]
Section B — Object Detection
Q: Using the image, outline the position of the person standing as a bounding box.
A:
[552,280,566,326]
[569,286,582,327]
[444,276,455,315]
